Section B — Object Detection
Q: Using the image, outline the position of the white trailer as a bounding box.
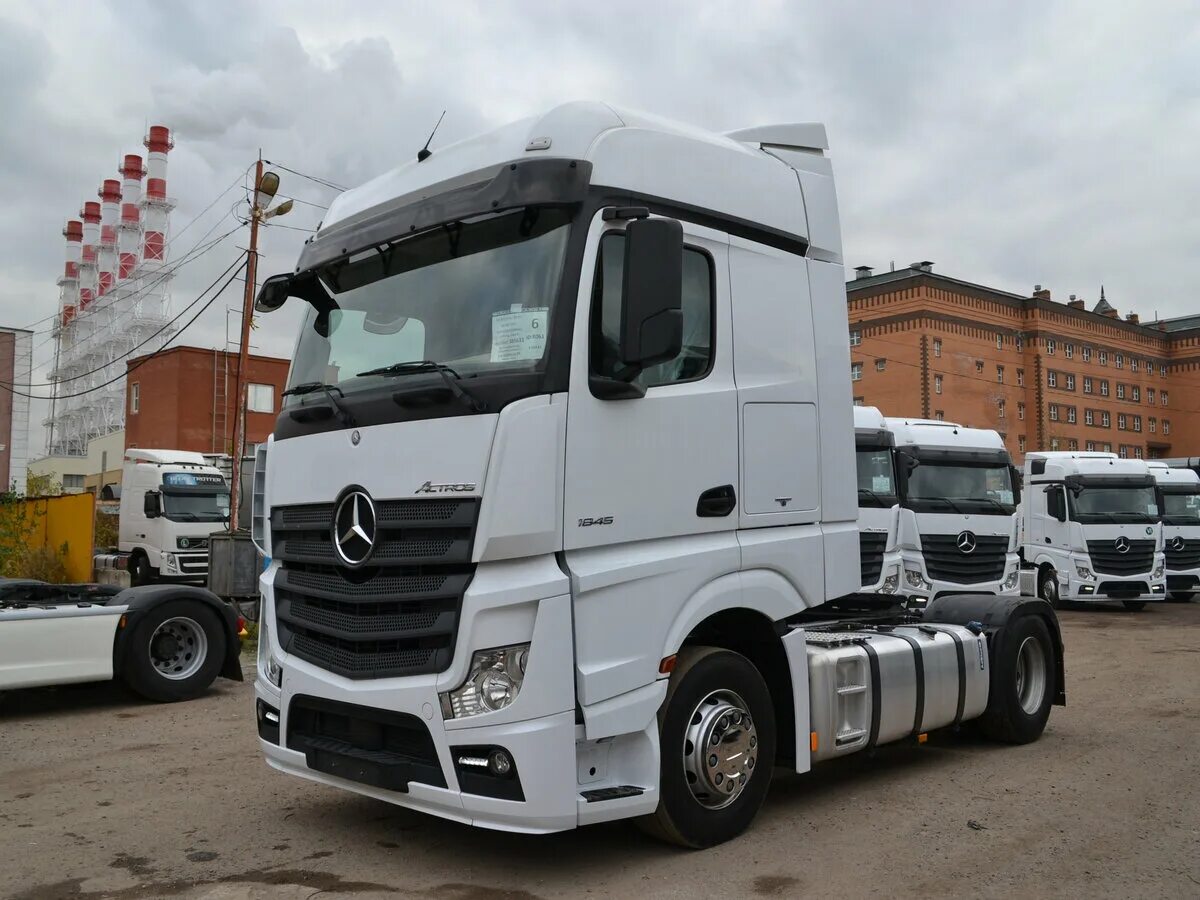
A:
[1149,461,1200,601]
[885,417,1021,602]
[854,405,903,595]
[248,102,1064,847]
[118,449,231,585]
[1020,451,1165,609]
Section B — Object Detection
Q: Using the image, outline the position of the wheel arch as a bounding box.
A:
[108,585,243,682]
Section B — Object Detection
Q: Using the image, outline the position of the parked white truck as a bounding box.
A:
[1021,451,1165,610]
[119,450,231,585]
[854,405,902,595]
[249,102,1063,847]
[885,417,1021,603]
[1149,461,1200,601]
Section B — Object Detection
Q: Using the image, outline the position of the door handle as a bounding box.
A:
[697,485,736,518]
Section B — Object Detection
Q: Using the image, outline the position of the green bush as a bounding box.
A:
[9,543,71,583]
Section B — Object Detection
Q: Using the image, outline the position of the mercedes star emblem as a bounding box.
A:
[956,530,977,554]
[333,490,377,567]
[1114,536,1131,554]
[350,429,361,446]
[1170,536,1185,552]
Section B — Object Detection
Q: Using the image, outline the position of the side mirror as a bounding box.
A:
[144,491,161,518]
[618,217,683,372]
[1010,466,1022,503]
[255,274,292,312]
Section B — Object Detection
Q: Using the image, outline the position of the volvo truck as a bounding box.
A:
[854,406,902,595]
[118,450,231,585]
[249,102,1063,847]
[1149,461,1200,601]
[1021,451,1164,609]
[885,417,1021,603]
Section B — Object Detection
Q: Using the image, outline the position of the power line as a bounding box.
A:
[3,261,246,401]
[262,160,346,192]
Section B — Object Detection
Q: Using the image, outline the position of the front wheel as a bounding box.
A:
[979,615,1056,744]
[129,552,158,587]
[120,600,226,702]
[1038,567,1061,609]
[638,647,776,848]
[1122,600,1146,611]
[1168,592,1194,602]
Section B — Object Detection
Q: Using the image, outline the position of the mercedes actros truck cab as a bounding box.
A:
[1021,451,1165,610]
[250,102,1063,848]
[1149,461,1200,601]
[885,417,1020,602]
[854,405,902,595]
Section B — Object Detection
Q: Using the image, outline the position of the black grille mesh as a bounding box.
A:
[919,533,1008,584]
[859,532,888,586]
[1087,539,1155,576]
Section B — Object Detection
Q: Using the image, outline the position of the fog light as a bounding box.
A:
[1080,585,1095,594]
[1152,584,1165,593]
[441,644,530,719]
[161,554,178,574]
[487,749,514,778]
[1075,565,1094,580]
[880,573,900,594]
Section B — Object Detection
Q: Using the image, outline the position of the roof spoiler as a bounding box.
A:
[725,123,829,153]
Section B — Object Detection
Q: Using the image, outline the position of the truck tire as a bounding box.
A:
[978,615,1055,744]
[1169,592,1195,602]
[1122,600,1146,611]
[120,599,226,702]
[638,646,776,849]
[130,552,158,587]
[1037,566,1060,609]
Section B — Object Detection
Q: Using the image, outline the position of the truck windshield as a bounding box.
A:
[904,464,1016,515]
[162,491,230,523]
[856,447,897,508]
[1069,486,1158,523]
[286,206,572,400]
[1158,490,1199,524]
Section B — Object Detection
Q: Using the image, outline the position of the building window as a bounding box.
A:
[1131,359,1138,373]
[934,410,945,421]
[1116,353,1124,369]
[1150,417,1156,433]
[1146,359,1153,375]
[1016,336,1024,352]
[1100,379,1110,397]
[1067,407,1077,424]
[1160,364,1167,377]
[935,374,943,394]
[1099,350,1108,366]
[1017,368,1025,386]
[1086,441,1095,451]
[875,358,887,372]
[1082,346,1092,362]
[1164,419,1171,435]
[1162,391,1169,407]
[933,338,942,357]
[1050,438,1061,451]
[1117,383,1126,400]
[1102,411,1111,428]
[1048,371,1058,388]
[1046,339,1056,355]
[849,330,861,347]
[1049,405,1060,422]
[1065,343,1074,359]
[851,362,862,382]
[248,383,275,413]
[1083,377,1093,394]
[1119,445,1129,459]
[1085,409,1094,426]
[1018,436,1027,453]
[1068,438,1079,451]
[997,365,1004,383]
[975,360,984,374]
[1065,373,1075,391]
[1132,386,1140,402]
[1133,415,1142,433]
[129,382,140,414]
[63,474,85,490]
[1018,402,1025,420]
[1118,413,1127,430]
[1148,388,1156,405]
[1135,446,1143,459]
[998,399,1006,418]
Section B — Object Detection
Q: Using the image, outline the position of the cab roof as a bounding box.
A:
[1149,461,1200,486]
[884,417,1005,452]
[1026,452,1152,480]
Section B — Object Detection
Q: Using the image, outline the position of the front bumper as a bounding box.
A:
[1059,557,1166,602]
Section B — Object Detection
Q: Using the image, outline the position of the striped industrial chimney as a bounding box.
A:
[78,201,100,309]
[59,220,82,327]
[142,125,173,263]
[97,179,121,296]
[118,154,144,280]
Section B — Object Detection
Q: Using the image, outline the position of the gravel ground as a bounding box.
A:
[1,601,1197,899]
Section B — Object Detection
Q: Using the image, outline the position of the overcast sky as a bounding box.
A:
[2,1,1198,445]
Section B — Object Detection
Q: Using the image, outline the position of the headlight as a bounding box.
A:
[161,554,177,573]
[1075,565,1094,580]
[258,616,282,688]
[441,644,530,720]
[880,573,900,594]
[1003,570,1020,590]
[905,568,929,590]
[1152,564,1165,579]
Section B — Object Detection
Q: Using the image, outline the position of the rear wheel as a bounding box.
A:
[979,615,1055,744]
[1038,566,1060,609]
[1122,600,1146,611]
[638,647,776,848]
[120,600,225,702]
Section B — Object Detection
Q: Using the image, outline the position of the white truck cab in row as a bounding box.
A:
[885,418,1021,602]
[1021,452,1165,609]
[249,102,1063,848]
[1149,461,1200,601]
[118,449,231,585]
[854,406,902,594]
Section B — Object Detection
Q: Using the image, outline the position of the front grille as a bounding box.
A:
[1165,540,1200,571]
[919,533,1008,584]
[859,532,888,586]
[1087,539,1155,576]
[1097,581,1148,598]
[177,553,208,574]
[273,497,479,680]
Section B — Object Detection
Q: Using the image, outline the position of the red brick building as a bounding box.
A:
[847,263,1200,462]
[124,346,290,454]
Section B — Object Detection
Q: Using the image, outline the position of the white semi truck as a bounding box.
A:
[249,102,1064,847]
[118,449,231,585]
[854,406,902,595]
[885,417,1021,603]
[1020,451,1165,609]
[1149,461,1200,601]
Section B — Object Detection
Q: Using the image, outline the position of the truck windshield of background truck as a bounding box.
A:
[161,488,231,522]
[285,206,572,402]
[856,445,897,508]
[1159,488,1200,524]
[902,461,1016,515]
[1068,484,1158,524]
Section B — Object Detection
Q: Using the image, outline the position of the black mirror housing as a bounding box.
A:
[255,274,292,312]
[618,217,683,371]
[143,491,161,518]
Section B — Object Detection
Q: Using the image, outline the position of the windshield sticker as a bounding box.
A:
[872,476,892,493]
[998,490,1015,504]
[491,305,548,363]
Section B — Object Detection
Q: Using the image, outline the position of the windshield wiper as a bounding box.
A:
[359,360,487,413]
[857,487,893,507]
[169,512,199,521]
[913,496,968,514]
[283,381,356,426]
[947,496,1013,514]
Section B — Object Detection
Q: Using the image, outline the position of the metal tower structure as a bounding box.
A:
[46,126,175,456]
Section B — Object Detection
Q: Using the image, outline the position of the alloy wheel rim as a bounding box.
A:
[682,689,758,810]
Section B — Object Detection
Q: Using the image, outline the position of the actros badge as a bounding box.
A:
[415,481,477,494]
